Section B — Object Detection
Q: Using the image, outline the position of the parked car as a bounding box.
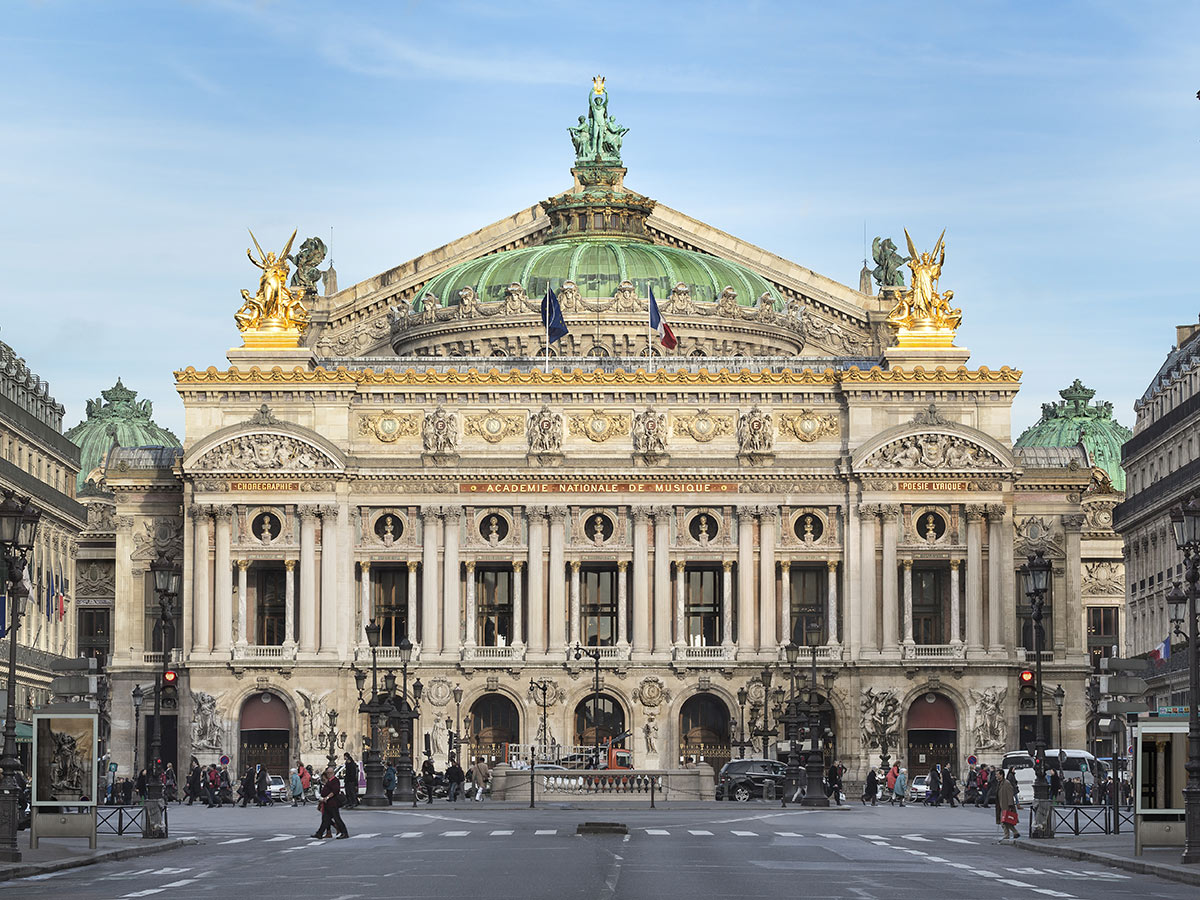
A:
[268,774,288,803]
[908,774,929,802]
[717,758,787,801]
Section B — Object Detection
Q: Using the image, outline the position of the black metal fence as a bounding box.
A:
[1036,804,1134,836]
[97,804,169,836]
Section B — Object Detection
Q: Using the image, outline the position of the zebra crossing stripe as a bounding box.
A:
[731,831,757,836]
[535,829,556,835]
[399,832,423,838]
[687,830,713,836]
[645,830,670,835]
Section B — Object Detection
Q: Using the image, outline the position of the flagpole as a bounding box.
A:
[647,290,653,374]
[545,288,550,374]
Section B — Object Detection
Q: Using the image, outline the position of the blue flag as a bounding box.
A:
[540,286,569,344]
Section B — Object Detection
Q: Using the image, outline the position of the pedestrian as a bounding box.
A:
[1063,775,1076,806]
[290,768,304,806]
[299,762,312,799]
[136,768,148,803]
[893,767,908,806]
[421,754,437,804]
[863,768,879,806]
[187,759,202,806]
[239,767,254,807]
[206,764,220,807]
[164,763,178,803]
[885,762,899,804]
[928,765,942,806]
[342,753,358,809]
[445,754,464,802]
[826,763,844,805]
[941,768,958,808]
[975,765,990,807]
[1049,769,1063,804]
[312,767,349,840]
[383,764,396,804]
[997,767,1019,841]
[256,765,270,806]
[470,756,490,802]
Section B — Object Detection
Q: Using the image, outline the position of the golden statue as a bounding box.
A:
[593,75,606,94]
[235,229,311,346]
[885,229,962,347]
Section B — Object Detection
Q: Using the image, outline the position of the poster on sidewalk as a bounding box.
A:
[32,712,98,806]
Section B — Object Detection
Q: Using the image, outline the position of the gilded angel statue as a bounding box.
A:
[235,229,311,333]
[884,229,962,333]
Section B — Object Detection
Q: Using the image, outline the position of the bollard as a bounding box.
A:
[650,776,655,809]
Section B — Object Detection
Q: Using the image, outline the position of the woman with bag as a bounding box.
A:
[997,767,1019,841]
[893,768,908,807]
[312,767,349,839]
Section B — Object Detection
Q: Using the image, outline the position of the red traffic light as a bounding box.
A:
[1018,670,1034,685]
[163,670,178,684]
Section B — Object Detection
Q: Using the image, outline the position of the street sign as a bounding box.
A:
[109,762,118,772]
[1099,657,1150,672]
[967,754,978,766]
[1098,699,1152,714]
[219,754,230,765]
[1099,674,1148,695]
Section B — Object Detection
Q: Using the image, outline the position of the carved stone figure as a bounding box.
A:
[288,236,327,291]
[295,687,333,753]
[673,410,733,443]
[194,435,333,471]
[632,676,671,709]
[569,76,629,164]
[191,690,223,753]
[527,405,563,454]
[667,282,697,315]
[131,517,184,562]
[422,406,459,453]
[859,688,900,753]
[505,282,530,315]
[885,230,961,335]
[430,716,449,758]
[643,717,658,753]
[716,286,740,318]
[631,408,667,454]
[969,686,1007,751]
[871,236,909,287]
[737,406,774,454]
[864,433,1002,470]
[1082,561,1125,595]
[557,281,581,312]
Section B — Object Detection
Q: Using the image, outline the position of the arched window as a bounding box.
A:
[573,693,625,747]
[469,694,519,750]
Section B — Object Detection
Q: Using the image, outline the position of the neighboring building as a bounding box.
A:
[103,84,1096,783]
[1115,313,1200,707]
[0,336,87,749]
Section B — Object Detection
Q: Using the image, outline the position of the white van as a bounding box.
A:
[999,749,1105,803]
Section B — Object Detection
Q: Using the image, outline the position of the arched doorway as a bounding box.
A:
[469,694,519,763]
[679,693,730,778]
[239,692,291,776]
[906,692,958,778]
[574,693,626,761]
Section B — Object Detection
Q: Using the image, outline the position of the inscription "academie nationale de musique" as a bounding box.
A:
[460,482,739,494]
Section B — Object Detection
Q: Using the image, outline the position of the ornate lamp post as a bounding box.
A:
[0,491,40,862]
[318,709,346,769]
[144,554,180,838]
[452,684,463,763]
[801,631,829,807]
[355,621,395,807]
[781,642,801,807]
[132,685,144,777]
[1053,684,1065,750]
[1168,499,1200,864]
[758,666,775,759]
[1020,551,1053,838]
[574,643,604,768]
[733,686,752,760]
[530,677,554,760]
[391,637,421,803]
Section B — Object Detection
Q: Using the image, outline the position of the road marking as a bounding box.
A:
[1031,891,1076,898]
[352,833,381,839]
[731,831,757,836]
[971,870,1000,878]
[944,837,978,844]
[535,829,556,835]
[859,834,886,839]
[490,830,514,835]
[900,833,932,842]
[645,829,670,835]
[399,832,423,838]
[688,830,713,836]
[160,880,198,889]
[945,862,974,869]
[441,830,470,836]
[218,837,254,844]
[264,835,295,842]
[924,856,949,863]
[901,849,927,856]
[774,832,803,837]
[817,833,845,839]
[998,880,1035,888]
[150,868,191,875]
[870,841,891,846]
[121,891,165,898]
[1008,868,1044,875]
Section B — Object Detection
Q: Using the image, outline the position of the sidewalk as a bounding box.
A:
[0,835,194,882]
[1013,832,1200,888]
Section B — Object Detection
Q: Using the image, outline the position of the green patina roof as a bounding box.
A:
[1014,380,1132,490]
[413,239,783,311]
[65,379,180,492]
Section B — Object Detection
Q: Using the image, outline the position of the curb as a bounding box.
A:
[1013,838,1200,888]
[0,837,197,883]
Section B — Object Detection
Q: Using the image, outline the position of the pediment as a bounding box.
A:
[184,411,345,474]
[852,409,1014,474]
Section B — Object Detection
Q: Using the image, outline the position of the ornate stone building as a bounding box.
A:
[0,336,85,744]
[102,83,1098,782]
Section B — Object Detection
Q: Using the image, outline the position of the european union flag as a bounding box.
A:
[540,286,570,344]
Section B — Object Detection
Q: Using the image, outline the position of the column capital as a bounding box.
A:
[1061,513,1086,531]
[964,504,986,523]
[826,559,838,572]
[512,560,525,573]
[188,503,212,520]
[465,559,476,572]
[857,503,879,519]
[525,505,548,518]
[985,503,1006,520]
[757,505,779,523]
[722,559,734,573]
[285,559,297,571]
[443,507,463,523]
[902,558,913,570]
[632,507,652,524]
[651,505,673,520]
[879,504,901,521]
[949,558,961,571]
[360,560,371,572]
[736,507,756,523]
[548,507,568,523]
[570,560,581,573]
[297,505,320,522]
[407,559,419,572]
[616,560,628,572]
[779,559,791,573]
[213,504,234,521]
[673,559,686,574]
[319,504,340,520]
[420,505,443,519]
[237,559,251,571]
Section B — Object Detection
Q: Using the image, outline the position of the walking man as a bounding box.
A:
[470,756,490,802]
[313,767,349,840]
[342,753,359,809]
[446,754,464,802]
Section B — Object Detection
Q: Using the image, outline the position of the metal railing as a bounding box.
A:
[1034,804,1134,836]
[97,804,169,837]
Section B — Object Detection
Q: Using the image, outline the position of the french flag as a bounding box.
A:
[1150,636,1170,667]
[649,286,677,350]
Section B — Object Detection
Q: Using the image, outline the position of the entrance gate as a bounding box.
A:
[905,692,958,778]
[239,692,291,776]
[679,693,730,781]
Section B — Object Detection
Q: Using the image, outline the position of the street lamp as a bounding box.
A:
[357,621,393,807]
[452,684,463,763]
[144,553,180,838]
[1020,550,1052,838]
[318,709,346,769]
[733,686,752,760]
[132,685,144,777]
[1053,684,1065,750]
[0,491,40,863]
[390,637,421,803]
[1168,498,1200,864]
[529,678,554,761]
[574,644,604,768]
[781,642,801,807]
[758,666,775,759]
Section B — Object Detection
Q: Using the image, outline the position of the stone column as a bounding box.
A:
[191,505,211,654]
[652,507,672,653]
[443,509,462,654]
[965,505,984,654]
[526,507,546,654]
[827,560,840,645]
[722,560,734,647]
[950,559,962,647]
[548,508,566,654]
[737,508,755,652]
[464,560,477,648]
[902,558,914,647]
[616,560,629,648]
[758,507,778,650]
[986,504,1004,653]
[1001,505,1017,653]
[1063,514,1085,656]
[780,561,792,644]
[407,560,419,644]
[512,561,524,648]
[236,559,249,646]
[320,505,338,653]
[632,509,650,654]
[298,506,318,654]
[569,560,581,646]
[674,559,686,647]
[421,507,441,652]
[359,561,371,646]
[881,505,900,655]
[284,559,297,647]
[213,506,234,655]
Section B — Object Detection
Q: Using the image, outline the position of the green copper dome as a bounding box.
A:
[1014,380,1132,490]
[66,379,181,493]
[412,239,783,311]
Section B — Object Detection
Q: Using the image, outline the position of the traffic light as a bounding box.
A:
[163,670,178,685]
[1018,669,1036,709]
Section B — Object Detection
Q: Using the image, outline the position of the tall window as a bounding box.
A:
[373,566,409,646]
[1087,606,1118,672]
[684,567,721,647]
[789,567,826,645]
[476,566,512,646]
[912,566,949,644]
[78,608,110,666]
[256,567,287,646]
[582,567,617,646]
[1019,581,1054,653]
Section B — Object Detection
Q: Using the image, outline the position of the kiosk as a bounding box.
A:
[1133,711,1188,856]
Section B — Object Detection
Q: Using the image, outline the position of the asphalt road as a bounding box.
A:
[5,801,1192,900]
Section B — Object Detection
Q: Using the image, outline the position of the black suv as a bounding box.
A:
[717,758,787,801]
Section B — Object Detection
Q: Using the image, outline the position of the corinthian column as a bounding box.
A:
[986,504,1005,653]
[950,559,962,647]
[548,508,566,653]
[236,559,249,646]
[320,505,338,653]
[632,509,650,654]
[465,560,477,648]
[284,559,297,648]
[407,560,419,644]
[191,505,211,654]
[213,506,234,655]
[526,507,546,654]
[421,507,441,652]
[758,508,778,650]
[359,560,371,646]
[616,560,628,648]
[722,560,734,647]
[443,509,461,654]
[569,560,581,646]
[826,560,840,645]
[880,505,900,656]
[965,505,984,654]
[674,559,686,647]
[737,508,755,653]
[780,561,792,644]
[653,507,672,653]
[512,561,524,648]
[298,506,318,654]
[902,558,914,647]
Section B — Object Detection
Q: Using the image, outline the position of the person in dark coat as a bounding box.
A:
[421,754,437,804]
[863,768,879,806]
[941,768,958,807]
[997,768,1019,840]
[343,753,359,808]
[928,766,942,806]
[187,760,203,806]
[239,767,255,807]
[313,767,349,839]
[256,765,270,806]
[445,755,465,802]
[826,763,844,805]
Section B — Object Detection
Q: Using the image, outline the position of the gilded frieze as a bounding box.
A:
[568,410,631,442]
[463,411,525,444]
[358,410,420,443]
[779,410,840,442]
[672,410,733,443]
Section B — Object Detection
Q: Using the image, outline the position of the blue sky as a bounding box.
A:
[1,0,1197,440]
